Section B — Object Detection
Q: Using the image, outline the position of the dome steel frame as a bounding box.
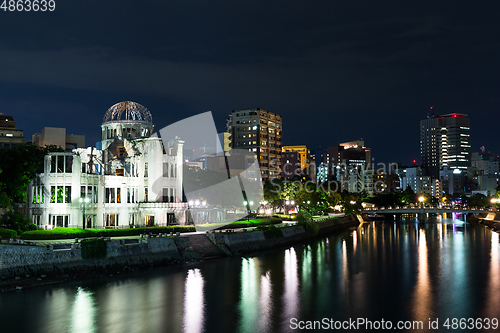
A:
[103,101,153,124]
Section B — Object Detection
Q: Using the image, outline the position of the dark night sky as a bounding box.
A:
[1,1,499,165]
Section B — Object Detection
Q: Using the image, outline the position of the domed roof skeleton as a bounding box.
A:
[103,101,153,124]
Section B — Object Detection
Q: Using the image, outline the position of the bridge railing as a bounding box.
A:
[363,206,496,212]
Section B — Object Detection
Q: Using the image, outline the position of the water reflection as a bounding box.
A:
[237,257,276,333]
[2,217,500,333]
[411,229,432,323]
[259,272,272,331]
[183,268,205,333]
[238,258,258,333]
[485,232,500,317]
[71,287,96,333]
[282,248,299,329]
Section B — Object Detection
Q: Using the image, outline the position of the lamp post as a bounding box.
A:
[79,197,90,229]
[188,200,194,225]
[418,196,425,208]
[244,201,253,221]
[491,198,498,210]
[188,200,205,225]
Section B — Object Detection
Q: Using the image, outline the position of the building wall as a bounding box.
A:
[0,113,25,148]
[32,127,85,151]
[27,127,187,228]
[420,113,471,181]
[228,108,282,181]
[281,151,300,178]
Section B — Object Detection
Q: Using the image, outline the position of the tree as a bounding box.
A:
[341,193,363,215]
[0,143,63,207]
[468,193,489,208]
[278,179,301,201]
[402,185,417,204]
[0,211,35,232]
[0,167,10,208]
[263,178,284,210]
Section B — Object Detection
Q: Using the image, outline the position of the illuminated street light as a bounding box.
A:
[491,198,499,211]
[419,196,425,209]
[79,197,90,230]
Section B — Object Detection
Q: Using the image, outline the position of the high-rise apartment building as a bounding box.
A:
[227,108,282,181]
[420,113,471,180]
[0,113,25,148]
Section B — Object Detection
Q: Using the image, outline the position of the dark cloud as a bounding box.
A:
[1,1,500,163]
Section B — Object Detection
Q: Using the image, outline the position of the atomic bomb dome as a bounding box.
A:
[103,101,153,124]
[101,101,154,141]
[26,100,188,230]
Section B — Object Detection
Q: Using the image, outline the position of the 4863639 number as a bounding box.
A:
[443,318,499,330]
[1,0,55,11]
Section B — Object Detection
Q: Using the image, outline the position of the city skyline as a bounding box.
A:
[1,1,500,165]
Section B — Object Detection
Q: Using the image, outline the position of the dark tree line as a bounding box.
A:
[0,143,63,208]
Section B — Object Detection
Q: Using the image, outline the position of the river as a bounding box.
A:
[1,216,499,332]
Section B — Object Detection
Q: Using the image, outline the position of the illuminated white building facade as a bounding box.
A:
[27,102,188,229]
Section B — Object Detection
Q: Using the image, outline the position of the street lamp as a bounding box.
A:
[79,197,90,229]
[284,200,295,215]
[418,196,425,208]
[491,198,498,210]
[187,200,195,225]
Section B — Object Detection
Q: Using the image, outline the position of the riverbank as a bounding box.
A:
[0,215,361,292]
[468,212,500,231]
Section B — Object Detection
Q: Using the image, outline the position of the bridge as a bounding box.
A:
[362,207,495,214]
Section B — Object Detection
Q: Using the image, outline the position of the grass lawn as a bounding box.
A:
[194,217,282,231]
[20,226,196,240]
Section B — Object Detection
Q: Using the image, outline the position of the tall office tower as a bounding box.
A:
[324,140,371,192]
[420,113,471,179]
[0,113,25,148]
[227,108,282,181]
[325,140,371,176]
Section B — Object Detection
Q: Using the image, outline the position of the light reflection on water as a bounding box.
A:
[1,217,500,333]
[183,269,205,333]
[281,248,299,331]
[70,287,96,333]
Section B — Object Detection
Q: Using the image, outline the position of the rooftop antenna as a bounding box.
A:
[428,106,435,118]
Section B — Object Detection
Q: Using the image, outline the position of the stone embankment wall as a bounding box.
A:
[207,215,360,255]
[0,215,360,278]
[0,237,193,278]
